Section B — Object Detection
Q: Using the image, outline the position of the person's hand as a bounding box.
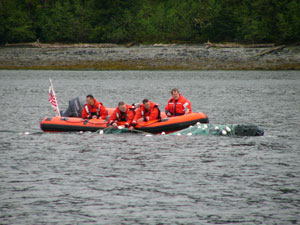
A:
[129,126,134,131]
[92,115,97,119]
[167,112,172,117]
[137,118,144,123]
[112,122,118,128]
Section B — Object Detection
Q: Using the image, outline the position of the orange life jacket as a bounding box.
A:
[108,104,135,127]
[132,101,161,124]
[165,94,192,116]
[82,98,107,119]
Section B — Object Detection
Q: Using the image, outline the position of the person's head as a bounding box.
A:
[118,101,127,112]
[171,88,180,100]
[143,99,151,110]
[86,94,95,106]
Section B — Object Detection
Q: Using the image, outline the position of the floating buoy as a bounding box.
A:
[168,124,264,137]
[118,126,123,130]
[99,130,104,135]
[196,122,201,125]
[161,132,166,135]
[225,126,231,132]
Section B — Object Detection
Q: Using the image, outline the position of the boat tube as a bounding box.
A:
[40,112,209,133]
[133,112,208,134]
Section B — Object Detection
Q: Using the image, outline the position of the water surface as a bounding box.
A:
[0,70,299,224]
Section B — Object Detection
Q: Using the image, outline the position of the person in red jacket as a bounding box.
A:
[165,88,192,117]
[130,99,161,130]
[82,94,107,119]
[108,102,135,128]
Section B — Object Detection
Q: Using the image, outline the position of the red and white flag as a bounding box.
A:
[49,79,61,117]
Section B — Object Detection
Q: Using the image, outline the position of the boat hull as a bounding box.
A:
[40,112,209,134]
[135,112,209,134]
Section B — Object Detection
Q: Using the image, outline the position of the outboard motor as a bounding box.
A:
[62,97,85,117]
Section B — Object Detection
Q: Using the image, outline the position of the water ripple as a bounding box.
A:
[1,70,300,224]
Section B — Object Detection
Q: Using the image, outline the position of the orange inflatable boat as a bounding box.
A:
[133,112,208,134]
[40,112,209,134]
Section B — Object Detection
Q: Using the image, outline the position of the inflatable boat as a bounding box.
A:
[133,112,208,134]
[40,112,209,134]
[40,97,209,134]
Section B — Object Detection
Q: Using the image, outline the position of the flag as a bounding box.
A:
[49,79,61,117]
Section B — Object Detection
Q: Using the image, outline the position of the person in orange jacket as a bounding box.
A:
[165,88,192,117]
[130,99,161,130]
[108,102,135,128]
[82,94,107,119]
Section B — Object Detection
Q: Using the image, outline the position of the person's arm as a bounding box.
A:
[132,108,141,125]
[125,110,135,127]
[100,105,107,119]
[108,110,117,125]
[188,101,192,113]
[183,100,192,114]
[165,102,170,115]
[82,106,88,118]
[165,99,173,116]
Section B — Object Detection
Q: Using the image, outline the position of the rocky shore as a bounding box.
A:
[0,43,299,70]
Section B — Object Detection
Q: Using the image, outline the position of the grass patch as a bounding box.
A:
[0,59,299,70]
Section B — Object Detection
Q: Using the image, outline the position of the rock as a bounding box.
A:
[0,44,299,70]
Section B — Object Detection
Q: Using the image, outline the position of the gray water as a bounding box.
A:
[0,70,299,224]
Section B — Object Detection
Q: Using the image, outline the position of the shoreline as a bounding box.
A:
[1,44,300,70]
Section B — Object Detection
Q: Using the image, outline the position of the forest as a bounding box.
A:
[0,0,299,45]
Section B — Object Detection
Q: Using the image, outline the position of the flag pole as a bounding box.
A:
[49,78,61,117]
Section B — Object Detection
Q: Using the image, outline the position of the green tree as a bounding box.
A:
[1,0,299,44]
[277,0,300,43]
[36,1,77,42]
[0,0,36,44]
